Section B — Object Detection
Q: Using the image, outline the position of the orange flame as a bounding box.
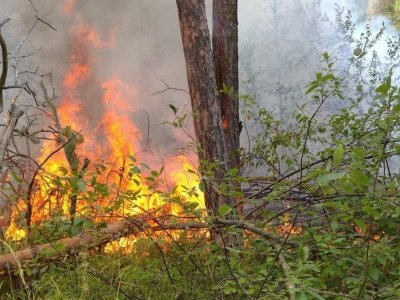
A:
[64,0,75,14]
[6,4,203,241]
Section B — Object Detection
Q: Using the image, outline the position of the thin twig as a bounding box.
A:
[150,78,189,96]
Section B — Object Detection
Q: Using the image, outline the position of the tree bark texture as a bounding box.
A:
[176,0,235,213]
[213,0,240,170]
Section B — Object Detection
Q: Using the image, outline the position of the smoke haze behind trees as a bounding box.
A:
[0,0,397,166]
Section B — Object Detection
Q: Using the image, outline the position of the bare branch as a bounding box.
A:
[0,18,11,29]
[0,103,24,169]
[150,78,189,96]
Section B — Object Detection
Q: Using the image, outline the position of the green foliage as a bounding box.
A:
[3,51,399,299]
[237,48,400,298]
[376,0,400,28]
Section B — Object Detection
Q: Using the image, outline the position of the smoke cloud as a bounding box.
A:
[1,0,396,168]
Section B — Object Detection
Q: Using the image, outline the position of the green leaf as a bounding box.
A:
[304,169,325,181]
[58,166,69,175]
[353,47,362,56]
[77,180,86,192]
[146,176,155,182]
[332,144,344,168]
[363,206,380,219]
[354,219,367,232]
[10,171,21,183]
[199,181,205,192]
[70,225,80,235]
[388,180,397,190]
[340,181,354,194]
[187,202,199,209]
[351,170,370,186]
[369,268,380,281]
[52,178,63,188]
[295,291,308,300]
[352,147,365,160]
[130,166,141,174]
[375,83,389,94]
[218,204,232,217]
[321,74,335,82]
[322,52,329,60]
[53,242,66,252]
[298,246,310,262]
[305,85,317,95]
[390,104,400,115]
[308,291,325,300]
[318,172,346,186]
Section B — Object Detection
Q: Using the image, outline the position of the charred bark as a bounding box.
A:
[213,0,240,170]
[176,0,235,213]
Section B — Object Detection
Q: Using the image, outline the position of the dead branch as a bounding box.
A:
[0,216,199,272]
[12,1,56,86]
[150,78,189,96]
[214,218,296,247]
[0,18,11,29]
[0,103,24,169]
[0,216,295,273]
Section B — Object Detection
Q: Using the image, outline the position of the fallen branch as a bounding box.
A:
[215,218,297,247]
[0,214,154,272]
[0,216,295,272]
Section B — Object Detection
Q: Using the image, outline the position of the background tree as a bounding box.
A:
[213,0,240,171]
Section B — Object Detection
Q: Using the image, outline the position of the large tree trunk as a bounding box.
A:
[176,0,235,214]
[213,0,240,170]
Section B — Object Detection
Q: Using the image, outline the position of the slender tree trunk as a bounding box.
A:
[0,18,10,113]
[176,0,235,214]
[213,0,240,170]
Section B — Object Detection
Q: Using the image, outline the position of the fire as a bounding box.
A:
[73,26,115,49]
[64,0,75,14]
[101,78,140,163]
[167,154,204,206]
[5,1,203,241]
